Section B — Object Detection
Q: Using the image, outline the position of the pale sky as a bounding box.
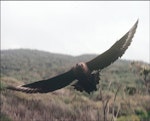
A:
[1,1,150,63]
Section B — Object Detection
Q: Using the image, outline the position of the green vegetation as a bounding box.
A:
[0,113,12,121]
[1,49,150,121]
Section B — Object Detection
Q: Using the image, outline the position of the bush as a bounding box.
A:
[0,113,12,121]
[0,82,6,91]
[135,108,150,121]
[117,115,140,121]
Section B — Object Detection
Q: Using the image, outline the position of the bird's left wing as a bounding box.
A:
[86,20,138,71]
[7,69,75,93]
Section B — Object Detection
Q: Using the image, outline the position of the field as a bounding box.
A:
[1,49,150,121]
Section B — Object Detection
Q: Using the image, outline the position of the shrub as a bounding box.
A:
[0,82,6,91]
[135,108,150,121]
[117,115,140,121]
[0,113,12,121]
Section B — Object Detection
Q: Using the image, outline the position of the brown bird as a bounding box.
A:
[7,20,138,94]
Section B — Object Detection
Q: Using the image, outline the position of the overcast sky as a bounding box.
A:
[1,1,150,63]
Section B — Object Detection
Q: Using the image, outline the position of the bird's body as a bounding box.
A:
[72,62,100,93]
[7,20,139,94]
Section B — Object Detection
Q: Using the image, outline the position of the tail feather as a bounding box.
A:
[7,86,40,93]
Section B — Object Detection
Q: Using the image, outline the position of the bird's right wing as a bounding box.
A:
[86,20,138,71]
[7,69,76,93]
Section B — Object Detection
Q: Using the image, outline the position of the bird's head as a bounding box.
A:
[72,62,90,78]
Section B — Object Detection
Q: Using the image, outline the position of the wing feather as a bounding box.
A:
[7,70,75,93]
[86,20,138,71]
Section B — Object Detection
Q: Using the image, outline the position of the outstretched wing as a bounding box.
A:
[86,20,138,71]
[7,70,75,93]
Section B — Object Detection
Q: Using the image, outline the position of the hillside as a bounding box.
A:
[1,49,135,83]
[1,49,150,121]
[1,49,96,83]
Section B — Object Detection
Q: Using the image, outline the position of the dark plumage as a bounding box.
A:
[7,20,138,94]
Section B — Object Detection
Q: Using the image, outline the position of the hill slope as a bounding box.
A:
[1,49,150,121]
[1,49,97,82]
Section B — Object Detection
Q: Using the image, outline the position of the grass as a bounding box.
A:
[1,80,150,121]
